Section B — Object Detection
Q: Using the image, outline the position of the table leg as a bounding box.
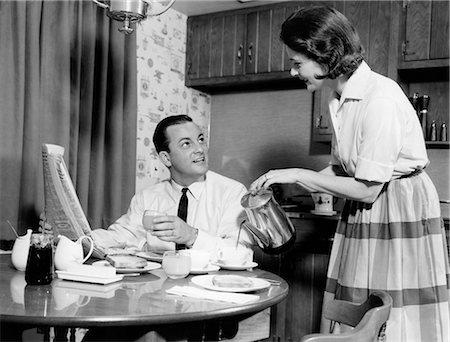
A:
[53,327,69,342]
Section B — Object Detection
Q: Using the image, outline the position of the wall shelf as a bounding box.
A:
[425,141,449,149]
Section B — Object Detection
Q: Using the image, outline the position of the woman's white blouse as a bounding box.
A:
[329,61,429,182]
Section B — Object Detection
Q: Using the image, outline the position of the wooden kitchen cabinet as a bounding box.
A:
[185,3,301,90]
[253,215,337,341]
[399,0,449,70]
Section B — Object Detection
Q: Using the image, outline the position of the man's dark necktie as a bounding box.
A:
[176,188,189,250]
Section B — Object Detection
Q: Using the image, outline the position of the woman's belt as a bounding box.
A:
[398,168,424,179]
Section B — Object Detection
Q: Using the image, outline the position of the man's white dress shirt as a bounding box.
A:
[92,171,253,256]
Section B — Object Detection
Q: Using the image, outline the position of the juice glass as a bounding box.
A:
[142,210,165,231]
[162,250,191,279]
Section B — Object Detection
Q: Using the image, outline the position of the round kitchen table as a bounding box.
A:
[0,254,288,341]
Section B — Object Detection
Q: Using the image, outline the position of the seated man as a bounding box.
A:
[92,115,253,256]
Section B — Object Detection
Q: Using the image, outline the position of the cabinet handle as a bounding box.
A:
[248,43,253,63]
[315,115,328,129]
[237,44,243,64]
[402,40,416,59]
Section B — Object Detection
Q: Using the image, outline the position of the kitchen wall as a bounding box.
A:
[208,88,331,201]
[135,9,211,192]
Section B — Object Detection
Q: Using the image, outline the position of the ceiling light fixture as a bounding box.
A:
[93,0,176,35]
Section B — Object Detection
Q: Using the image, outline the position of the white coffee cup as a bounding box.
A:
[311,192,333,212]
[54,235,94,271]
[217,246,253,266]
[189,250,211,270]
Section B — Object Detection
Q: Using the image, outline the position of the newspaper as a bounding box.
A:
[42,144,106,258]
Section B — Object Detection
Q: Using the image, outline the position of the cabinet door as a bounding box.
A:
[185,16,201,80]
[430,1,449,60]
[186,16,211,80]
[404,1,432,62]
[186,13,246,81]
[402,1,449,66]
[223,14,245,77]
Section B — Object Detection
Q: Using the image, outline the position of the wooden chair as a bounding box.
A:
[301,291,393,342]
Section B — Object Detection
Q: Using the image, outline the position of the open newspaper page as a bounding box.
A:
[42,144,106,258]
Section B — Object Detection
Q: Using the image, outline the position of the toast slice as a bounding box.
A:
[212,275,253,288]
[106,255,147,269]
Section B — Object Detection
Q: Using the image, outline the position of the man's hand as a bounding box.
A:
[146,215,197,245]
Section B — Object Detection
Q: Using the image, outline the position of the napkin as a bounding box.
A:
[166,286,259,304]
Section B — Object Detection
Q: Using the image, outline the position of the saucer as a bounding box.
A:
[310,210,337,216]
[215,261,258,271]
[190,264,220,275]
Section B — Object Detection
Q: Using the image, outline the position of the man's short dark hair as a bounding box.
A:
[153,115,193,153]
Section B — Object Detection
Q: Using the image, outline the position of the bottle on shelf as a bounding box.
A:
[440,122,447,142]
[429,120,437,141]
[419,95,430,140]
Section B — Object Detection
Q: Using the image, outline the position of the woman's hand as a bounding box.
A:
[250,169,303,192]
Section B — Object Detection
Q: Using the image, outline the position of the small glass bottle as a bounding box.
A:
[441,122,448,142]
[25,233,53,285]
[429,120,437,141]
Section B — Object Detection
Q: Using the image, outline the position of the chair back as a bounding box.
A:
[300,291,393,342]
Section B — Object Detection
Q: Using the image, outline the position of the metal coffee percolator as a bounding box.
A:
[241,188,296,254]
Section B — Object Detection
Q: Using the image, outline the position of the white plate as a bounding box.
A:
[310,210,337,216]
[190,264,220,275]
[191,275,270,293]
[134,251,163,262]
[215,261,258,271]
[92,260,161,274]
[56,271,124,285]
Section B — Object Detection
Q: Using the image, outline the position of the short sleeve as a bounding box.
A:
[354,98,404,182]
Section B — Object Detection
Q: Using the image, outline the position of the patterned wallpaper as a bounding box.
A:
[135,9,211,192]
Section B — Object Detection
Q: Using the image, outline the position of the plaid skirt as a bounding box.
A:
[320,171,450,341]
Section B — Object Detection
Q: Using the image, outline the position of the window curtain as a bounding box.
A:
[0,0,137,239]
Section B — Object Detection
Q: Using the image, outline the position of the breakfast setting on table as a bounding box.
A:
[6,185,290,309]
[9,225,279,303]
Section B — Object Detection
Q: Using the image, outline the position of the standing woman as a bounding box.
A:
[250,6,449,341]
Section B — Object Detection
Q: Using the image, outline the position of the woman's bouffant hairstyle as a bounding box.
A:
[280,6,364,80]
